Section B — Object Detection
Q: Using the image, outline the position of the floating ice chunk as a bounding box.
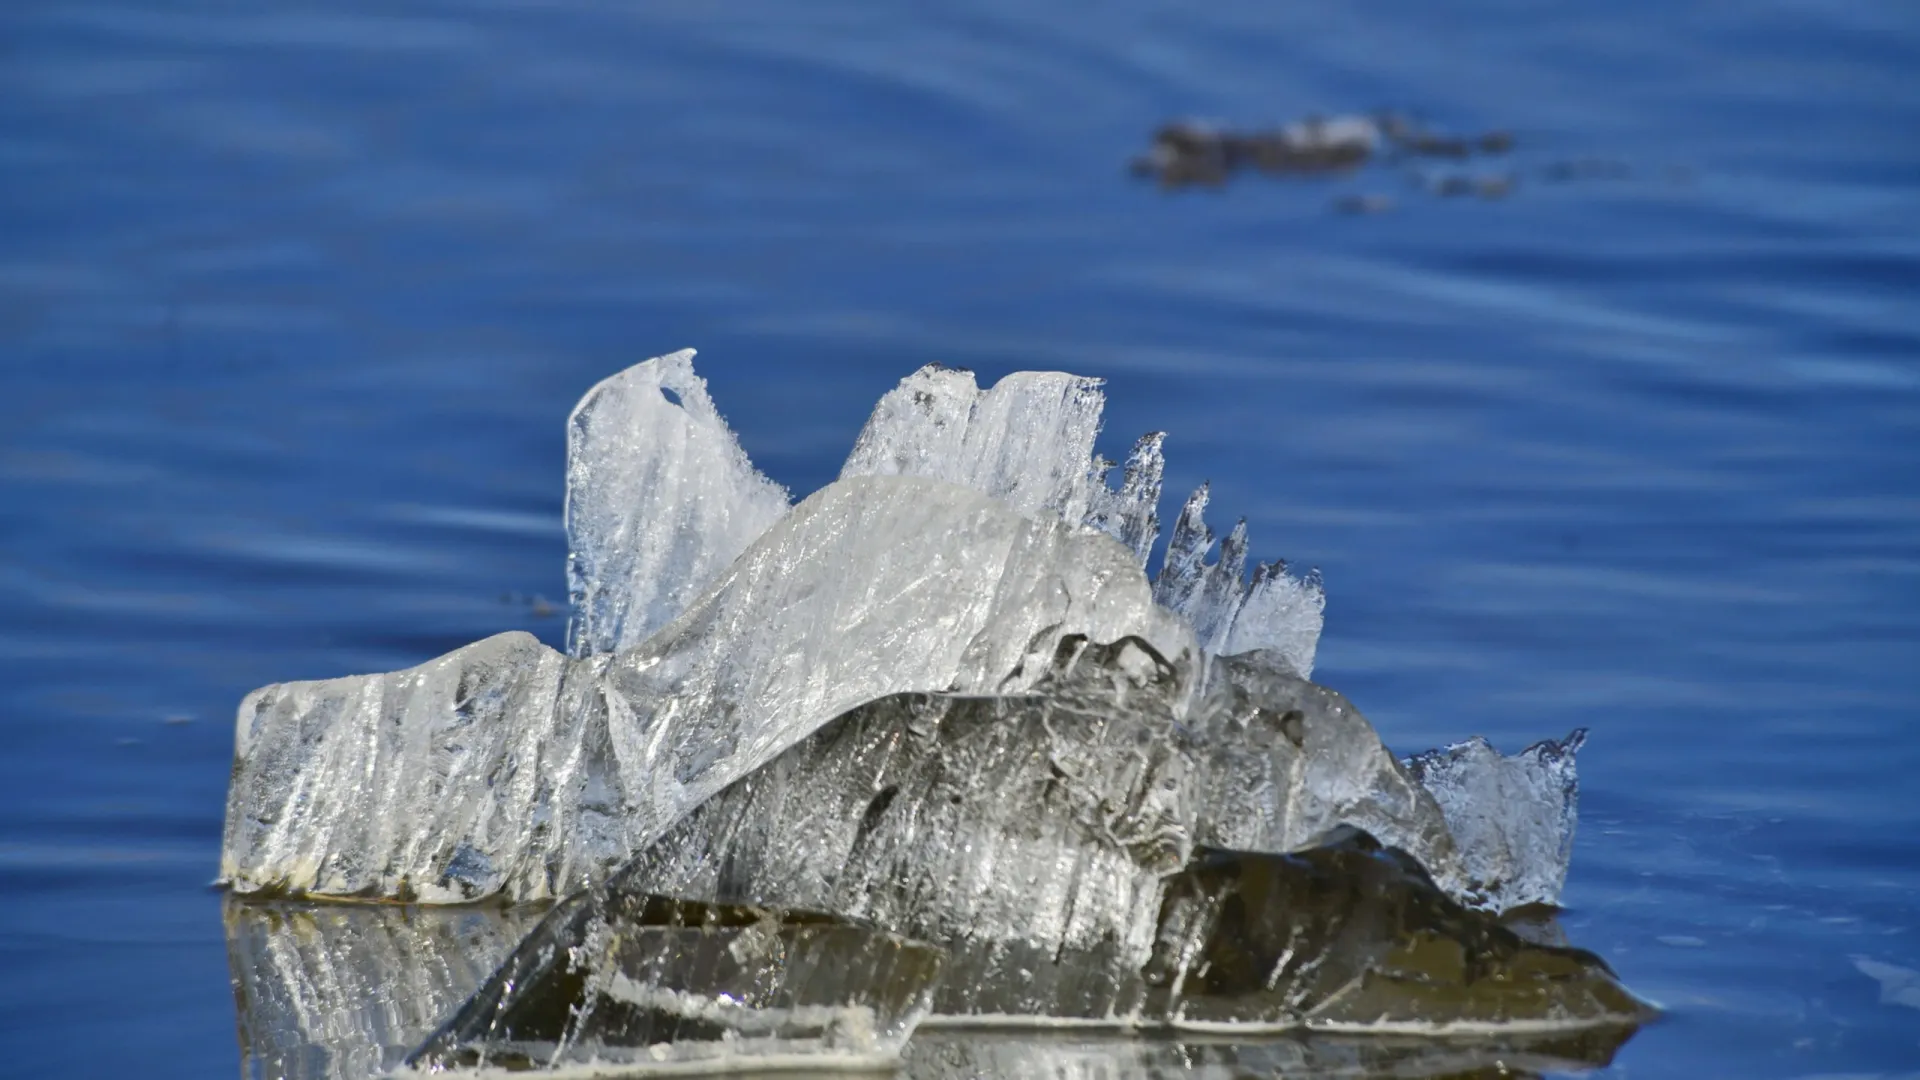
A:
[410,895,944,1073]
[221,476,1194,903]
[840,365,1107,525]
[1403,729,1587,910]
[224,897,542,1080]
[565,348,790,656]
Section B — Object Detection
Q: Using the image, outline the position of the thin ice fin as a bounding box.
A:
[1402,728,1587,910]
[1085,431,1165,566]
[1154,484,1216,615]
[1151,482,1325,675]
[840,365,1107,524]
[565,349,791,656]
[1224,562,1326,678]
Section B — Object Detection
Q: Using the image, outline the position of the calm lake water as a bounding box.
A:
[3,1,1917,1076]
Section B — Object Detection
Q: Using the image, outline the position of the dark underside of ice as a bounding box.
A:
[219,352,1651,1075]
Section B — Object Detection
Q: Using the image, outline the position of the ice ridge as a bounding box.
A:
[563,352,1322,670]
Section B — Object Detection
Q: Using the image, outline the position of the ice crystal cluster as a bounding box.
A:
[219,350,1647,1074]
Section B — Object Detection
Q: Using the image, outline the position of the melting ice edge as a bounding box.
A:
[218,350,1652,1076]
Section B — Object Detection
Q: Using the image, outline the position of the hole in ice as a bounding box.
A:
[659,386,682,407]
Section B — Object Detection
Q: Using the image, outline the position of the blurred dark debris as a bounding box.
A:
[499,591,560,618]
[1333,193,1395,216]
[1131,112,1634,213]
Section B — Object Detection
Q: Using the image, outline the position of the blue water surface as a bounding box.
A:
[2,1,1917,1076]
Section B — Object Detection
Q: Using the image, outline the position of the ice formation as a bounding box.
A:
[225,898,541,1080]
[838,363,1325,674]
[1403,729,1587,910]
[223,477,1192,902]
[220,353,1349,903]
[218,347,1639,1073]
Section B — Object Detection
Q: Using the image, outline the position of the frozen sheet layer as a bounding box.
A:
[221,476,1193,902]
[838,362,1325,670]
[566,353,1323,671]
[565,348,791,657]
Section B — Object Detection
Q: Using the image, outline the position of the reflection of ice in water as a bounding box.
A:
[224,897,540,1080]
[224,890,1635,1080]
[905,1026,1641,1080]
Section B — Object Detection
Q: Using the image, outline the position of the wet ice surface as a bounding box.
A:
[222,354,1376,904]
[216,354,1642,1073]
